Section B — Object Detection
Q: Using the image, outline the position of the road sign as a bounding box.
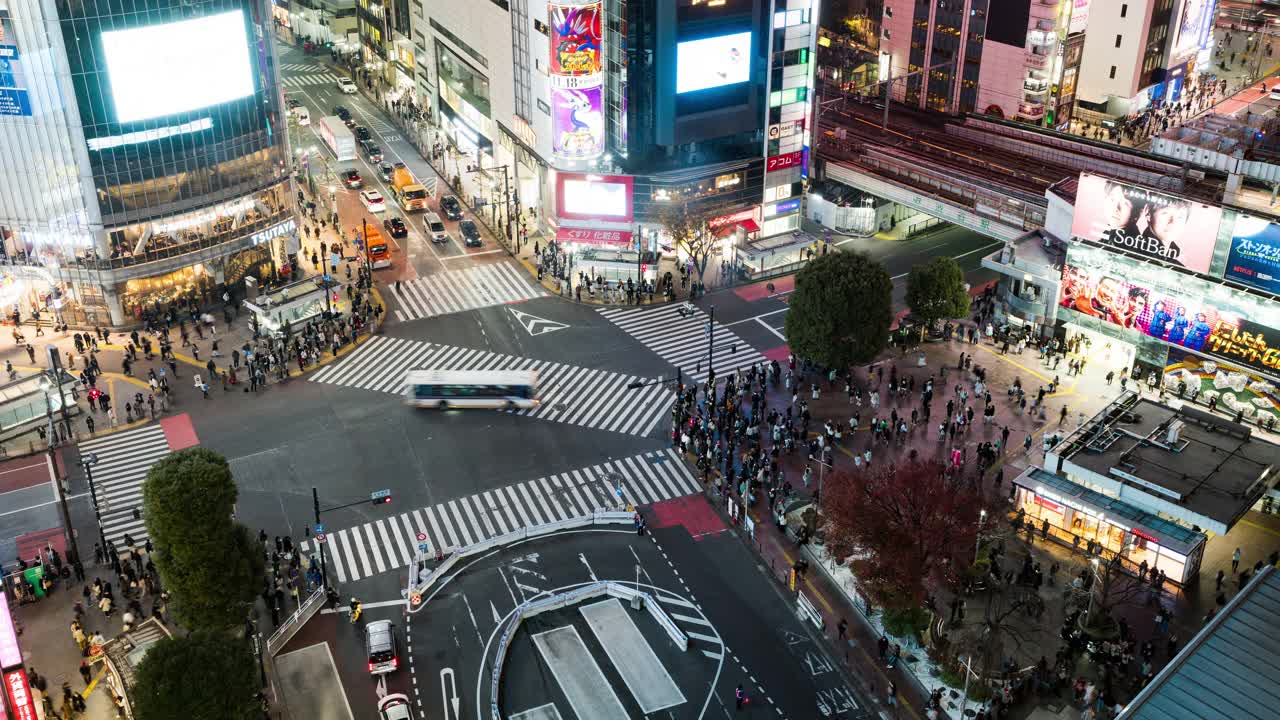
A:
[314,523,325,534]
[410,592,422,606]
[416,532,427,542]
[316,533,327,544]
[370,488,391,502]
[418,542,429,552]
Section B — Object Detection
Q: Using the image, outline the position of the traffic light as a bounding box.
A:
[370,489,392,505]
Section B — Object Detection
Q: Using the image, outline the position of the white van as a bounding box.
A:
[426,212,450,244]
[290,105,311,126]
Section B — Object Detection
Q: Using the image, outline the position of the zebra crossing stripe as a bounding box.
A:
[390,262,545,322]
[281,73,339,88]
[298,449,699,583]
[599,304,769,383]
[309,336,671,437]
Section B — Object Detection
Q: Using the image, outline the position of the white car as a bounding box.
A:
[378,694,414,720]
[337,77,358,94]
[360,190,387,213]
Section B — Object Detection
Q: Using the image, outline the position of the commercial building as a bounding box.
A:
[876,0,1087,127]
[408,0,818,285]
[1074,0,1215,122]
[275,0,359,47]
[0,0,298,327]
[1016,391,1279,584]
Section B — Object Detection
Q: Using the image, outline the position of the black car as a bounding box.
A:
[333,105,351,120]
[459,219,482,247]
[354,126,371,142]
[439,195,463,221]
[383,217,408,239]
[342,169,363,189]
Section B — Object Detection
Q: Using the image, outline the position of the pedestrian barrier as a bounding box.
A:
[266,587,326,656]
[488,580,688,720]
[404,509,634,613]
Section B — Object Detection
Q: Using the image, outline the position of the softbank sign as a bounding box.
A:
[1070,174,1222,274]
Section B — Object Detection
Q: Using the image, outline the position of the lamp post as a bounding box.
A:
[975,508,988,563]
[80,452,107,554]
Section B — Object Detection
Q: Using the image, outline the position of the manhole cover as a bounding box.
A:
[554,403,569,412]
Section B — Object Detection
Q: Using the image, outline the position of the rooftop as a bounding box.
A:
[1059,393,1278,533]
[1118,566,1280,720]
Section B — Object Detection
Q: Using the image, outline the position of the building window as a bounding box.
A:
[1109,65,1117,79]
[1115,35,1122,48]
[1120,4,1127,18]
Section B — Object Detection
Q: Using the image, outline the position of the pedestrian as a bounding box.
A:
[735,684,747,710]
[1232,547,1242,573]
[78,662,91,686]
[837,618,848,641]
[877,634,889,659]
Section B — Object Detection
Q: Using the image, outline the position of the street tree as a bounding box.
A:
[658,202,717,286]
[784,251,892,368]
[821,459,988,609]
[143,447,264,631]
[905,256,970,331]
[133,632,260,720]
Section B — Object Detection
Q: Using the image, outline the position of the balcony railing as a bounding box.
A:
[0,209,294,274]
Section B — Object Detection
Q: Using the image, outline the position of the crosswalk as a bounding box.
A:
[279,62,316,72]
[599,305,769,384]
[389,262,545,322]
[79,425,173,550]
[299,449,699,583]
[281,73,341,88]
[310,335,672,436]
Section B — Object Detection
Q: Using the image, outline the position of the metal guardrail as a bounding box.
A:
[405,509,634,611]
[266,587,326,656]
[488,580,688,720]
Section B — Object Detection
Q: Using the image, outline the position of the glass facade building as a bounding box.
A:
[0,0,295,326]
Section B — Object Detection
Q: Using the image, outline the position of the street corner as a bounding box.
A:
[403,530,727,720]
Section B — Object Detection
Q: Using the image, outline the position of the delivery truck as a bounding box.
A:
[391,167,430,212]
[317,115,356,161]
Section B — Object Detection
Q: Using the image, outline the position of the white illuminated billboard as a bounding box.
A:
[102,11,255,124]
[563,178,629,217]
[676,32,751,94]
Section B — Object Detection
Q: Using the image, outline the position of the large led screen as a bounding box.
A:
[676,32,752,94]
[555,172,634,223]
[1173,0,1213,62]
[548,2,602,76]
[102,11,255,124]
[1070,174,1222,274]
[1225,215,1280,295]
[1059,244,1280,375]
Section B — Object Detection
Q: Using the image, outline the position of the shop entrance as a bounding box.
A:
[1063,323,1136,380]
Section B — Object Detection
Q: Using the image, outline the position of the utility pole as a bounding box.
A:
[313,487,330,589]
[80,454,107,554]
[707,305,716,387]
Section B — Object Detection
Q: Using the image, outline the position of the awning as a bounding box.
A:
[556,227,633,246]
[715,219,760,235]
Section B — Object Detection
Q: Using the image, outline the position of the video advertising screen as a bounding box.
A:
[556,173,634,222]
[676,32,751,94]
[102,10,255,124]
[1069,174,1222,274]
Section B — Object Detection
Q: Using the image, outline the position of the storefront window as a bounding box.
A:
[119,266,214,321]
[436,44,491,117]
[108,187,286,262]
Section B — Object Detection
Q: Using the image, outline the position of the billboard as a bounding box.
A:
[0,8,31,116]
[676,31,752,94]
[1070,174,1222,274]
[102,11,255,123]
[555,172,634,222]
[548,2,602,76]
[1173,0,1213,63]
[1225,215,1280,294]
[1059,244,1280,376]
[551,85,604,158]
[1068,0,1090,35]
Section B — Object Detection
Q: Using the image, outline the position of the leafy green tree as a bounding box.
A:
[143,448,263,631]
[784,251,892,368]
[905,256,971,329]
[133,633,261,720]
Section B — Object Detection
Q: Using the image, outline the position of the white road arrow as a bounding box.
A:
[441,667,460,720]
[509,308,569,336]
[375,674,387,700]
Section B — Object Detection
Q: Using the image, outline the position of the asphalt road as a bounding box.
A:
[66,37,1003,720]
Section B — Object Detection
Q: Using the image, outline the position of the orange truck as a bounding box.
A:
[392,167,429,212]
[358,225,392,269]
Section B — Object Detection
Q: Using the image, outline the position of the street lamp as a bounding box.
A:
[81,452,108,555]
[975,509,988,563]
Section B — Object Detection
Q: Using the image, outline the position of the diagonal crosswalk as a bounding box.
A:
[299,449,699,583]
[78,425,173,549]
[309,336,672,436]
[389,262,545,322]
[281,73,341,88]
[599,304,768,383]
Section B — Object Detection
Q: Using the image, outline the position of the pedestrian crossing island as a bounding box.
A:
[299,448,699,583]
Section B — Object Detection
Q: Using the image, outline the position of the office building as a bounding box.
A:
[0,0,298,326]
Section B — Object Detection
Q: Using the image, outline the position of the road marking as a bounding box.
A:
[756,316,787,340]
[510,308,570,336]
[441,249,506,259]
[889,240,1003,280]
[724,308,789,326]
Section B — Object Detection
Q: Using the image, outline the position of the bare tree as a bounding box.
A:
[658,202,717,286]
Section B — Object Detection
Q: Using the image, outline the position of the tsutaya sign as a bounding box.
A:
[251,218,298,246]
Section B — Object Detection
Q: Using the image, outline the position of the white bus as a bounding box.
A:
[405,370,539,409]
